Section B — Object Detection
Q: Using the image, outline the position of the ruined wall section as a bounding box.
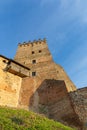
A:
[69,87,87,127]
[18,78,81,129]
[37,79,81,129]
[0,57,22,107]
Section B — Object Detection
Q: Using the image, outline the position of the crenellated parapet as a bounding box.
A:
[18,38,47,47]
[14,38,52,67]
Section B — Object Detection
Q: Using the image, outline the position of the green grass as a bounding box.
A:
[0,107,75,130]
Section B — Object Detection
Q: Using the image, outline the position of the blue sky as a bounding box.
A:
[0,0,87,88]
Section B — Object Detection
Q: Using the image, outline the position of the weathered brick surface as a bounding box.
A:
[0,57,22,107]
[69,87,87,129]
[18,77,42,111]
[14,40,76,92]
[34,79,82,129]
[18,77,81,129]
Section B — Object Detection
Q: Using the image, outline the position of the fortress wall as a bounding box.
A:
[37,79,81,129]
[55,64,76,92]
[69,87,87,127]
[18,77,81,129]
[30,62,58,79]
[27,62,76,92]
[18,77,42,110]
[0,57,22,107]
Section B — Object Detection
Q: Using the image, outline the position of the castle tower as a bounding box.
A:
[14,39,76,92]
[14,39,53,77]
[14,39,52,66]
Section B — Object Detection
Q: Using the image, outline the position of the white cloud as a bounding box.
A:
[39,0,87,36]
[60,0,87,24]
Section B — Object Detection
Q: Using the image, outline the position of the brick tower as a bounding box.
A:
[1,38,85,129]
[14,38,76,92]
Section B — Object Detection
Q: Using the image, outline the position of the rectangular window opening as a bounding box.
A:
[39,50,42,53]
[32,60,36,64]
[32,72,36,76]
[32,51,35,54]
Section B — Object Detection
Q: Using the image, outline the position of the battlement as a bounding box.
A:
[18,38,47,47]
[14,38,52,67]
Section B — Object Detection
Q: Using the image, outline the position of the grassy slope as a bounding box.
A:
[0,107,75,130]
